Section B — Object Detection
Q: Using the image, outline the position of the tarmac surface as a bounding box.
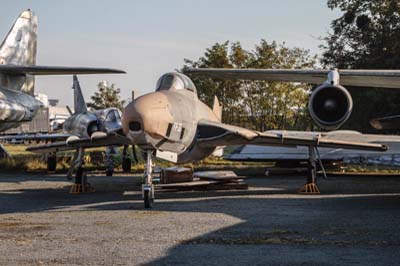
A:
[0,172,399,266]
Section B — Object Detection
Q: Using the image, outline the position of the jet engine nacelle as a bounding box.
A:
[308,84,353,130]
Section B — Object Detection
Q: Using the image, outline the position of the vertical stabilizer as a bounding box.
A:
[73,75,87,114]
[213,95,222,121]
[0,10,38,95]
[0,10,37,66]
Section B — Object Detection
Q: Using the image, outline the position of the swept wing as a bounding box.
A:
[196,120,387,151]
[186,68,400,88]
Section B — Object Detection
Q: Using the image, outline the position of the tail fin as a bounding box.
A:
[0,10,37,66]
[213,96,222,121]
[0,10,37,95]
[72,75,87,114]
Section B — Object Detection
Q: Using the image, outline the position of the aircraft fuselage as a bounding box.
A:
[0,86,41,132]
[123,88,219,163]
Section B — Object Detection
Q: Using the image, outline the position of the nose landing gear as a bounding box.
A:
[68,147,94,194]
[142,150,154,208]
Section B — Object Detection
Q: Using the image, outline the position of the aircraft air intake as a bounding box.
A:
[308,84,353,130]
[87,121,99,136]
[129,121,141,131]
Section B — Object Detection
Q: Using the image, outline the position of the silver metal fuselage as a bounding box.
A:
[63,108,122,138]
[0,84,41,132]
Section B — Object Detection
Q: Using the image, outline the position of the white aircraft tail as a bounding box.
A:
[0,10,38,95]
[0,10,37,66]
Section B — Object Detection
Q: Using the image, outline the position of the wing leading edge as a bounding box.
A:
[26,133,131,154]
[186,68,400,89]
[196,120,387,151]
[0,65,126,75]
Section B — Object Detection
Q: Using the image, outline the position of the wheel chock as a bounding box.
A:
[298,182,320,194]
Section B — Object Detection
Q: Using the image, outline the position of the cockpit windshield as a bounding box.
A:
[155,72,197,94]
[105,109,121,123]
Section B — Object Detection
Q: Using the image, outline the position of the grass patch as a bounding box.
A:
[2,144,400,174]
[332,164,400,174]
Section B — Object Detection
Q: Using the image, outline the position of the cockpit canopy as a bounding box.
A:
[155,72,197,94]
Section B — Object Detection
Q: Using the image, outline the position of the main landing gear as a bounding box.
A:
[299,146,326,194]
[142,150,154,208]
[68,147,94,194]
[46,153,57,172]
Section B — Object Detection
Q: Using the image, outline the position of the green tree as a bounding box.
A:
[87,81,125,110]
[183,40,316,131]
[183,42,244,126]
[321,0,400,133]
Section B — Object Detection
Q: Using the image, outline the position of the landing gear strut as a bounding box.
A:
[142,150,154,208]
[299,146,320,194]
[68,147,93,194]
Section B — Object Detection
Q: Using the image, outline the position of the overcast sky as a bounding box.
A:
[0,0,341,106]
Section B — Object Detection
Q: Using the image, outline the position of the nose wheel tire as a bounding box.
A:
[143,188,153,208]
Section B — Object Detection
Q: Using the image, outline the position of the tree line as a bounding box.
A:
[183,41,317,131]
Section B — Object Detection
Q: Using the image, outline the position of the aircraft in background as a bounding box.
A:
[370,115,400,131]
[26,75,133,191]
[0,10,124,156]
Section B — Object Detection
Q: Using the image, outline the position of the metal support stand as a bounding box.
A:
[69,147,94,194]
[299,146,320,194]
[142,150,154,208]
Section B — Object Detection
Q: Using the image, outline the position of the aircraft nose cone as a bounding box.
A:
[122,92,173,141]
[122,101,146,136]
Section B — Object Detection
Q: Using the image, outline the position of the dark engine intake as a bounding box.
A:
[308,84,353,130]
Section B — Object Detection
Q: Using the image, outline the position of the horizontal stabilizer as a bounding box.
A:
[0,65,126,75]
[186,68,400,89]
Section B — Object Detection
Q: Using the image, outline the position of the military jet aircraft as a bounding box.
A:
[121,72,388,208]
[27,75,133,191]
[0,10,124,155]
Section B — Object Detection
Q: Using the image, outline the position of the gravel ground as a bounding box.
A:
[0,172,399,266]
